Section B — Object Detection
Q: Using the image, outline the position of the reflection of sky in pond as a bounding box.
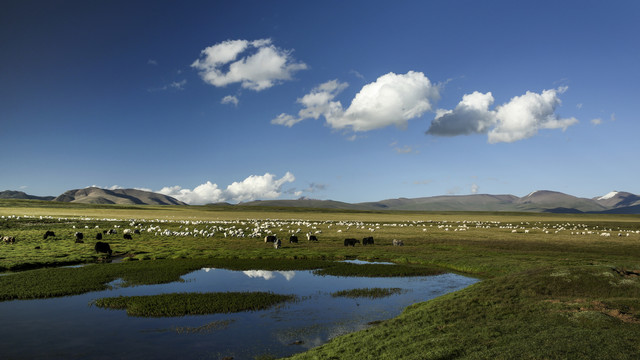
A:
[0,267,477,360]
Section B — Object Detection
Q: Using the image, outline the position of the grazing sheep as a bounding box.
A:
[273,239,282,249]
[2,236,16,244]
[392,239,404,246]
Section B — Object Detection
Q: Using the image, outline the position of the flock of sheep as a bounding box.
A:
[1,215,638,257]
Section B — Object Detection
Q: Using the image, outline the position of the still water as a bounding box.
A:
[0,265,477,360]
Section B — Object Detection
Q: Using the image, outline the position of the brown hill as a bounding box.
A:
[53,187,186,205]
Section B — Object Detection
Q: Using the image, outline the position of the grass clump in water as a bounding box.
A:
[93,291,297,317]
[331,287,406,299]
[315,263,443,277]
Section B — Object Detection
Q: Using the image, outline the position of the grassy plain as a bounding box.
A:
[1,199,640,359]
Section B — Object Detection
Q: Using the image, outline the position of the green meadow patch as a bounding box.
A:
[331,287,406,299]
[93,292,297,317]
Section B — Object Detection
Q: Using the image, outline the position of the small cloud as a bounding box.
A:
[413,179,433,185]
[447,187,461,195]
[170,79,186,90]
[192,39,307,91]
[19,185,28,189]
[350,70,365,79]
[576,103,583,109]
[471,183,479,194]
[304,183,327,193]
[108,185,123,190]
[221,95,239,106]
[148,79,187,92]
[148,59,158,65]
[394,145,416,154]
[610,112,616,122]
[591,118,602,126]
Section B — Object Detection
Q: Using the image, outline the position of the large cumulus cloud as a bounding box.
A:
[426,87,578,143]
[272,71,440,132]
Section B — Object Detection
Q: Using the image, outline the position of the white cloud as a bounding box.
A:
[271,113,302,127]
[147,59,158,66]
[191,39,307,91]
[489,87,578,143]
[158,181,224,205]
[157,172,296,205]
[394,145,417,154]
[576,103,583,109]
[225,172,295,203]
[169,79,186,90]
[221,95,239,106]
[273,71,439,133]
[148,79,187,92]
[591,118,602,126]
[427,91,496,136]
[427,87,578,143]
[471,183,479,194]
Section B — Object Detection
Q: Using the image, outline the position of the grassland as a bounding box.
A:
[93,291,297,317]
[1,199,640,359]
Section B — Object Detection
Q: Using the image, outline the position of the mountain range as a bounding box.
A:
[1,188,639,213]
[243,190,640,214]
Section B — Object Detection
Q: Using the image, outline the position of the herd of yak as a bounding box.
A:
[2,229,405,256]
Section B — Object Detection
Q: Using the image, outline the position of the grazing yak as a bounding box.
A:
[308,235,318,242]
[2,236,16,244]
[107,229,117,235]
[273,239,282,249]
[133,229,141,235]
[123,234,132,240]
[289,235,299,244]
[75,232,84,243]
[264,235,277,243]
[94,241,112,256]
[362,236,374,246]
[96,233,103,240]
[43,231,55,240]
[344,238,360,247]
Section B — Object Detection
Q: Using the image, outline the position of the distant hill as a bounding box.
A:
[53,187,186,205]
[593,191,640,209]
[2,187,639,213]
[0,190,55,201]
[240,191,640,214]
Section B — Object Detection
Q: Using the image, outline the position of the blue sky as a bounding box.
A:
[1,0,638,204]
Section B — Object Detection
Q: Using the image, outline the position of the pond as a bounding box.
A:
[0,266,477,360]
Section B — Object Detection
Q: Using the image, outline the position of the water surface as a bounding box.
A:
[0,267,476,360]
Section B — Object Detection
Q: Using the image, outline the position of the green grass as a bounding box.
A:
[2,201,640,359]
[93,291,297,317]
[331,287,406,299]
